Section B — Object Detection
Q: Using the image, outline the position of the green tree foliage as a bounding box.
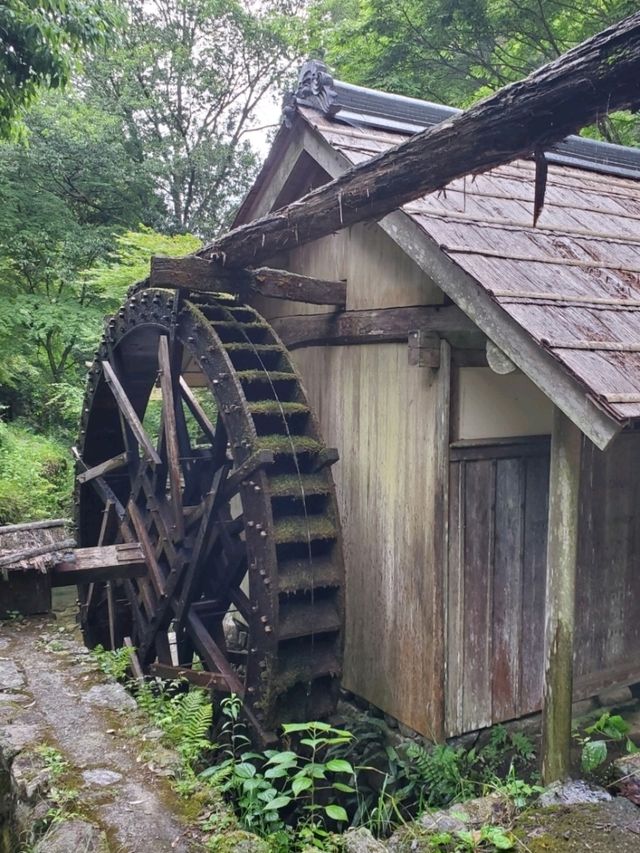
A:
[86,0,309,237]
[311,0,639,143]
[0,0,116,138]
[84,228,201,293]
[0,420,72,522]
[0,90,160,431]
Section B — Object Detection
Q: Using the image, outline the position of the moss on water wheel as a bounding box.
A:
[74,288,344,741]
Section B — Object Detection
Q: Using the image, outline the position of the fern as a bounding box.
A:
[405,742,473,806]
[175,690,213,763]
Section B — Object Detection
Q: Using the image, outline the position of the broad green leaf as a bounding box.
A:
[263,796,292,811]
[265,764,293,779]
[234,762,256,779]
[332,782,356,793]
[326,759,354,774]
[265,751,298,765]
[292,776,313,796]
[581,739,607,771]
[324,804,348,822]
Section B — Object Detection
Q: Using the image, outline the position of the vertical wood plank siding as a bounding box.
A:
[447,432,640,737]
[446,442,549,735]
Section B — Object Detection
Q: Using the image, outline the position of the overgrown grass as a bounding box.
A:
[0,419,72,523]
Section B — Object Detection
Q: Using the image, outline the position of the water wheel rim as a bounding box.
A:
[75,287,344,741]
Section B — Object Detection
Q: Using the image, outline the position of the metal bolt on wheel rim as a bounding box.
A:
[75,287,344,741]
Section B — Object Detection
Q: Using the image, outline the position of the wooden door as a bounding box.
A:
[446,438,550,736]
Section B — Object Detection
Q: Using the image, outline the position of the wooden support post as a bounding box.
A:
[542,407,582,783]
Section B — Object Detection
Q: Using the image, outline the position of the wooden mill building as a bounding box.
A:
[233,62,640,741]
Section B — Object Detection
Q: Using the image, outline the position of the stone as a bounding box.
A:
[571,697,598,718]
[211,830,270,853]
[398,722,419,739]
[83,683,136,712]
[344,827,387,853]
[0,691,30,705]
[0,658,25,691]
[10,750,50,801]
[0,723,43,761]
[515,796,640,852]
[597,685,634,707]
[82,768,122,787]
[419,793,514,833]
[33,818,109,852]
[538,779,611,807]
[13,796,52,841]
[612,753,640,805]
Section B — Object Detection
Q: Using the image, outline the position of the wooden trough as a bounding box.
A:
[0,519,146,618]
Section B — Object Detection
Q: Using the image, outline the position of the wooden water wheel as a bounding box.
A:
[74,287,344,740]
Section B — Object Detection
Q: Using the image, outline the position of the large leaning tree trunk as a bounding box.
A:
[198,10,640,270]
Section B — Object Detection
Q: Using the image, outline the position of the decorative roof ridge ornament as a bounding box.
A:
[295,60,339,116]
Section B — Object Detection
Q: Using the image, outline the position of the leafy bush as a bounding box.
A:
[576,711,638,772]
[0,420,72,522]
[201,697,354,844]
[322,714,537,834]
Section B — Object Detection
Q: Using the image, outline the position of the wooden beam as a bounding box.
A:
[542,407,582,783]
[101,361,161,465]
[431,339,451,740]
[185,608,245,696]
[124,636,145,683]
[0,539,76,569]
[76,453,129,485]
[50,543,146,586]
[270,305,475,349]
[201,13,640,268]
[149,662,227,690]
[179,377,216,442]
[150,256,347,307]
[127,499,166,598]
[157,335,184,541]
[0,518,69,535]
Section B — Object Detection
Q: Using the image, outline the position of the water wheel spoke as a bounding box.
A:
[84,499,117,616]
[101,360,161,465]
[172,467,231,634]
[127,499,166,598]
[179,375,216,442]
[157,336,186,539]
[185,608,245,696]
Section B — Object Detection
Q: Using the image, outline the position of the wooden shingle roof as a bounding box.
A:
[302,108,640,423]
[235,64,640,446]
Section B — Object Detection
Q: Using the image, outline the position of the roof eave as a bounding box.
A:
[293,116,623,450]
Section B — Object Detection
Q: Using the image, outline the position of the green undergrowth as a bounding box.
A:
[90,647,541,852]
[0,420,72,523]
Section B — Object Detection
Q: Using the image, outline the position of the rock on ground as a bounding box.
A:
[33,819,109,853]
[0,615,207,851]
[344,827,387,852]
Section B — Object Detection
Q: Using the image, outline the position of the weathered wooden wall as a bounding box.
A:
[446,431,640,737]
[253,222,448,736]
